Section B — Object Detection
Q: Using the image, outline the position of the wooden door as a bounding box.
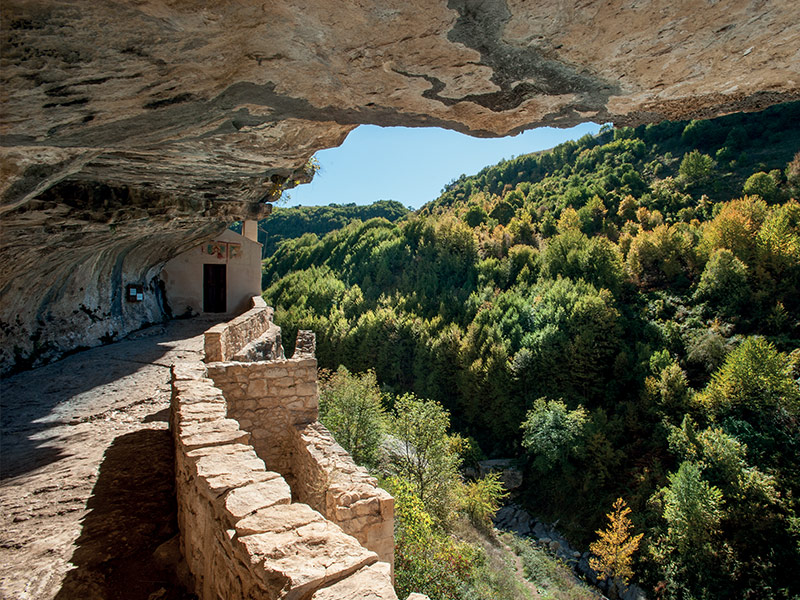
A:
[203,264,226,312]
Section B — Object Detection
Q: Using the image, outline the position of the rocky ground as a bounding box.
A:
[0,318,220,600]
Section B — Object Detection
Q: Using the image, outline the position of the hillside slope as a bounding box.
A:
[263,102,800,599]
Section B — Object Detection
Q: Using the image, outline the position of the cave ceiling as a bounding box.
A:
[1,0,798,373]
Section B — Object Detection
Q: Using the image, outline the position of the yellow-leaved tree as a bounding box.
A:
[589,497,643,597]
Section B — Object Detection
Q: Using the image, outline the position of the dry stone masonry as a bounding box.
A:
[204,297,283,363]
[170,299,403,599]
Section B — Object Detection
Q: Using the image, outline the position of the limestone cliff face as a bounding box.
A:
[1,0,799,374]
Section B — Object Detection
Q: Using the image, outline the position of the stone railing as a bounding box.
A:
[203,296,281,362]
[170,308,421,600]
[205,339,394,568]
[205,355,318,480]
[292,422,395,570]
[171,361,399,599]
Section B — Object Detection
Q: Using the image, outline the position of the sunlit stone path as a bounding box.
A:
[0,318,219,600]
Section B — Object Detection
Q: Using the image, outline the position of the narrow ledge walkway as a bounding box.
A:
[0,318,219,600]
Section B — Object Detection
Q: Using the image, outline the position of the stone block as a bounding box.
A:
[246,378,267,397]
[294,383,318,396]
[173,362,207,381]
[223,475,291,526]
[310,561,397,600]
[178,401,227,422]
[353,498,380,517]
[271,376,295,388]
[181,428,250,452]
[235,517,377,600]
[264,367,289,378]
[290,358,318,369]
[174,379,223,402]
[190,447,272,498]
[236,502,324,537]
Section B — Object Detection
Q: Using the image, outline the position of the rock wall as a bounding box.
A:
[206,357,320,482]
[292,422,395,569]
[171,359,399,599]
[205,349,394,567]
[2,0,799,375]
[203,297,280,363]
[171,310,399,597]
[171,363,397,600]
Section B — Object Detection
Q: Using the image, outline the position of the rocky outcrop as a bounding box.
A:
[2,0,799,374]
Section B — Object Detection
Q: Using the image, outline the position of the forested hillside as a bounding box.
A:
[262,102,800,599]
[254,199,409,258]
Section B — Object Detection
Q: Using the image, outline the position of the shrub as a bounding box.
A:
[318,366,386,468]
[461,472,509,530]
[743,171,778,202]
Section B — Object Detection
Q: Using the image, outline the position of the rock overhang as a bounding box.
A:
[1,0,799,374]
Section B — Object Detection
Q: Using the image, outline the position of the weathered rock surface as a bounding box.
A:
[2,0,799,374]
[310,562,396,600]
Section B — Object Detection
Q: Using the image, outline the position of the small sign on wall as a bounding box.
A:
[228,243,241,259]
[126,284,144,302]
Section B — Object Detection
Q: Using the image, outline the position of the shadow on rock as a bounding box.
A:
[55,426,192,600]
[1,318,213,480]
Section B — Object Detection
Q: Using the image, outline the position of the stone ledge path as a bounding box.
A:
[0,318,219,600]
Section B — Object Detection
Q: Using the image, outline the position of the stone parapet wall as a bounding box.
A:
[292,422,395,568]
[206,357,319,480]
[205,356,395,567]
[170,361,399,600]
[203,296,278,362]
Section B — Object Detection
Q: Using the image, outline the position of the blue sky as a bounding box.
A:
[282,123,602,210]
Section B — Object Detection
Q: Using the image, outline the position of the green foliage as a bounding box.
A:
[521,398,588,472]
[514,278,622,403]
[743,171,779,202]
[318,367,386,468]
[389,394,462,525]
[697,336,799,416]
[659,460,724,561]
[390,477,482,600]
[461,472,509,530]
[679,150,715,186]
[540,230,624,293]
[464,203,489,227]
[626,224,697,289]
[694,248,749,316]
[258,200,409,256]
[261,102,800,600]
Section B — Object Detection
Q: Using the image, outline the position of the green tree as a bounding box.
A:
[318,367,386,468]
[490,199,516,225]
[679,150,715,186]
[464,203,488,227]
[390,477,480,599]
[461,472,509,530]
[697,336,799,416]
[694,248,750,316]
[389,394,462,524]
[743,171,778,202]
[514,278,622,402]
[540,230,624,293]
[662,461,724,551]
[654,461,726,598]
[521,398,588,472]
[626,224,696,289]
